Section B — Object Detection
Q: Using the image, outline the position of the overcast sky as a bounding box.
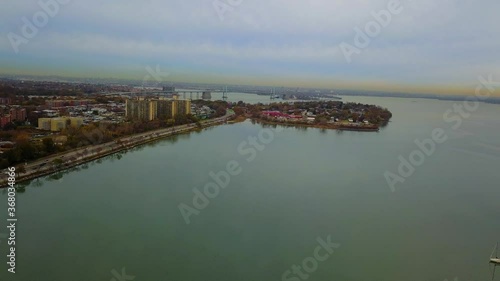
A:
[1,0,499,94]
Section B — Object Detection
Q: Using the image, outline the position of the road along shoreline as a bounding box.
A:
[0,114,233,188]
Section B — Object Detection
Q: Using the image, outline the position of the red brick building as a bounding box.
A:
[0,98,11,105]
[46,100,92,108]
[0,115,11,128]
[9,108,27,122]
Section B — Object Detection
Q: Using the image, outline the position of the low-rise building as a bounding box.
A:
[50,118,67,131]
[38,118,52,130]
[0,115,11,128]
[9,107,27,122]
[46,99,92,108]
[38,117,84,132]
[0,98,11,105]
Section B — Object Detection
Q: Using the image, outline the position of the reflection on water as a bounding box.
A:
[14,128,208,193]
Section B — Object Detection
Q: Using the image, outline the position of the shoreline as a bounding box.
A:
[2,112,382,187]
[251,118,381,132]
[0,114,233,188]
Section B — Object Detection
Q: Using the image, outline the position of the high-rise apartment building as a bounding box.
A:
[126,98,191,121]
[126,98,151,121]
[174,99,191,116]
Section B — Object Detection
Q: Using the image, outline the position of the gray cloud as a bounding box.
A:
[1,0,499,91]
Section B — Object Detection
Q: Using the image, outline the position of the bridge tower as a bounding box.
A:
[222,86,228,101]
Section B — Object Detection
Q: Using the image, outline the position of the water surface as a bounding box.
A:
[1,95,499,281]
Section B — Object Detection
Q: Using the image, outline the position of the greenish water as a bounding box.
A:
[1,95,500,281]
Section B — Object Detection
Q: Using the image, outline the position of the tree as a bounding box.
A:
[3,122,16,131]
[18,142,37,160]
[52,158,64,168]
[215,106,226,117]
[17,165,26,174]
[5,149,21,164]
[187,114,199,123]
[174,114,189,125]
[166,119,175,127]
[233,106,245,116]
[43,138,56,153]
[0,159,9,169]
[352,113,360,122]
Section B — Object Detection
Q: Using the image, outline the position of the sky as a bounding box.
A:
[0,0,499,95]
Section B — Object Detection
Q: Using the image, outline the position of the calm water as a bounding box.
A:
[1,94,500,281]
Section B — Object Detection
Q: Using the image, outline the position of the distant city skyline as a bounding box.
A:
[1,0,499,96]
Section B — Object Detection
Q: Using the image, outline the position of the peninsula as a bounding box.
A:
[233,101,392,131]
